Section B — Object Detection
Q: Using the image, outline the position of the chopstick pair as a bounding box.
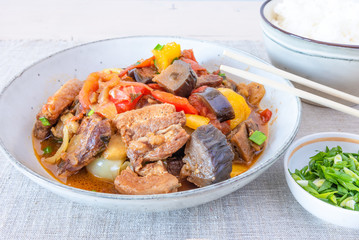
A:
[220,50,359,118]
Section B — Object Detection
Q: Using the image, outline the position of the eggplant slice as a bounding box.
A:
[153,60,197,98]
[193,87,235,122]
[180,124,234,187]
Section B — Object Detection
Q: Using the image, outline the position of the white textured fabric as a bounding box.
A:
[1,40,359,240]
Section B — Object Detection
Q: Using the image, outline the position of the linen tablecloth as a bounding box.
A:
[1,40,359,240]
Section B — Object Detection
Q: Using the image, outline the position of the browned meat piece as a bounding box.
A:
[135,95,160,109]
[165,147,185,177]
[113,104,189,171]
[228,119,264,163]
[195,74,223,88]
[237,82,265,106]
[114,161,180,195]
[33,78,83,139]
[221,79,238,92]
[57,114,111,177]
[166,158,184,177]
[128,66,157,84]
[180,124,234,187]
[127,124,189,163]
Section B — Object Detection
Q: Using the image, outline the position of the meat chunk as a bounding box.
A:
[113,104,189,171]
[126,124,189,164]
[165,147,185,177]
[128,66,157,84]
[33,78,83,139]
[237,82,265,106]
[195,74,223,88]
[57,114,111,177]
[228,119,264,163]
[180,124,234,187]
[114,161,180,195]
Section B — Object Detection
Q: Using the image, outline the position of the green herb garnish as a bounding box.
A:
[39,117,51,126]
[290,146,359,211]
[218,73,226,77]
[249,130,267,145]
[43,146,52,154]
[87,109,94,116]
[153,44,164,51]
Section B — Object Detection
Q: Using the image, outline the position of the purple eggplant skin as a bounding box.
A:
[128,67,156,84]
[194,87,235,122]
[153,60,197,98]
[180,124,234,187]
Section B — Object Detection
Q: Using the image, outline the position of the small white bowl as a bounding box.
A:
[260,0,359,106]
[284,132,359,229]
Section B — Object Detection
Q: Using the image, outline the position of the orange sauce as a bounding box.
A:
[33,108,268,193]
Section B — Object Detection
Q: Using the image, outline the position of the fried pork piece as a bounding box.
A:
[113,104,189,171]
[57,114,111,177]
[33,78,83,139]
[227,119,264,163]
[114,161,180,195]
[195,74,223,88]
[237,82,265,106]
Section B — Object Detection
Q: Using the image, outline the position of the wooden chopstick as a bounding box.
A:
[220,65,359,118]
[223,50,359,105]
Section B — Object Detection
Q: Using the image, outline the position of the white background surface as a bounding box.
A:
[1,1,359,239]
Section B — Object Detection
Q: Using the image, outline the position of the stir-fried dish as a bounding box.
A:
[33,42,272,195]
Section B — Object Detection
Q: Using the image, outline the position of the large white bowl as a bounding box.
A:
[260,0,359,106]
[284,132,359,229]
[0,36,301,211]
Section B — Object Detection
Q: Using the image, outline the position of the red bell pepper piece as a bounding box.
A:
[109,82,152,113]
[118,56,155,78]
[79,72,100,110]
[147,83,165,91]
[182,49,198,62]
[260,109,272,123]
[151,90,198,115]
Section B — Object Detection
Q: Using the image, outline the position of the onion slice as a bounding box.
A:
[44,125,70,164]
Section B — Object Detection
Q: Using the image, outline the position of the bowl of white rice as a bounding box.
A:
[260,0,359,106]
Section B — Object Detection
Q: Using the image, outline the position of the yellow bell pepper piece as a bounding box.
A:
[218,88,251,129]
[230,162,249,178]
[185,114,210,130]
[152,42,181,72]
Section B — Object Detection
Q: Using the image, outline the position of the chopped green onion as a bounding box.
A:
[291,146,359,211]
[249,130,267,145]
[218,73,226,77]
[43,146,52,154]
[313,178,325,188]
[153,44,164,51]
[87,109,94,116]
[39,117,51,126]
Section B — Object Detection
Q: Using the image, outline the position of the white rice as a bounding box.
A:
[270,0,359,45]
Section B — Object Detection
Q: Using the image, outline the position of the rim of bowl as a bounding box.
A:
[284,131,359,215]
[0,35,302,201]
[260,0,359,50]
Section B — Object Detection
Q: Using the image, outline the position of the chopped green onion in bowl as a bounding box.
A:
[290,146,359,211]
